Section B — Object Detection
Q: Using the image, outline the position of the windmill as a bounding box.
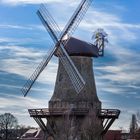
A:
[21,0,95,97]
[22,0,120,140]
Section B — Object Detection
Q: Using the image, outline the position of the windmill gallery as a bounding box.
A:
[21,0,120,140]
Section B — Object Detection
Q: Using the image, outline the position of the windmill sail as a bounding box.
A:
[37,7,86,92]
[21,45,57,97]
[22,0,93,96]
[60,0,93,38]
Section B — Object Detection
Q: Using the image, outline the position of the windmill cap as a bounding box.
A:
[57,37,99,57]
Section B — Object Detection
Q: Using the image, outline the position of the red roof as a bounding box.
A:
[104,130,122,140]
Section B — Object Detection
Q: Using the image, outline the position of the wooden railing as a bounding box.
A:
[98,109,120,118]
[28,108,89,117]
[28,108,120,118]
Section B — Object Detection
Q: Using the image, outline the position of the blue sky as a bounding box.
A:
[0,0,140,130]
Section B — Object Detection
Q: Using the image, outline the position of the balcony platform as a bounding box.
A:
[28,108,120,134]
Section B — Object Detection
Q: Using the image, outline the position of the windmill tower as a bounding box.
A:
[47,37,102,140]
[22,1,120,140]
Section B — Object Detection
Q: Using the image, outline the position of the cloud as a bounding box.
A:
[0,24,33,30]
[0,93,50,126]
[0,1,140,130]
[95,65,140,97]
[1,0,140,45]
[0,37,39,46]
[71,8,140,102]
[0,93,48,109]
[78,10,140,44]
[0,0,78,5]
[0,24,45,31]
[0,45,58,85]
[1,0,59,5]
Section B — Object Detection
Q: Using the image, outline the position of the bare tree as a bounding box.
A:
[61,114,74,140]
[56,110,78,140]
[50,105,79,140]
[135,111,140,140]
[0,113,18,140]
[59,108,103,140]
[137,111,140,125]
[81,109,103,140]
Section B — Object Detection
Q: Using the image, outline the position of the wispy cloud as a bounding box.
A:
[0,0,140,130]
[0,45,58,84]
[0,37,38,45]
[0,93,50,126]
[0,24,45,31]
[0,24,33,30]
[78,10,140,44]
[95,64,140,97]
[0,0,78,5]
[0,93,49,109]
[0,44,57,126]
[74,8,140,99]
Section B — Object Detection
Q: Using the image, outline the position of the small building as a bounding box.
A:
[20,128,44,140]
[104,130,137,140]
[121,132,130,140]
[104,130,122,140]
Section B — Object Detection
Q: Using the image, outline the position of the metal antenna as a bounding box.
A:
[92,28,108,56]
[22,0,93,97]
